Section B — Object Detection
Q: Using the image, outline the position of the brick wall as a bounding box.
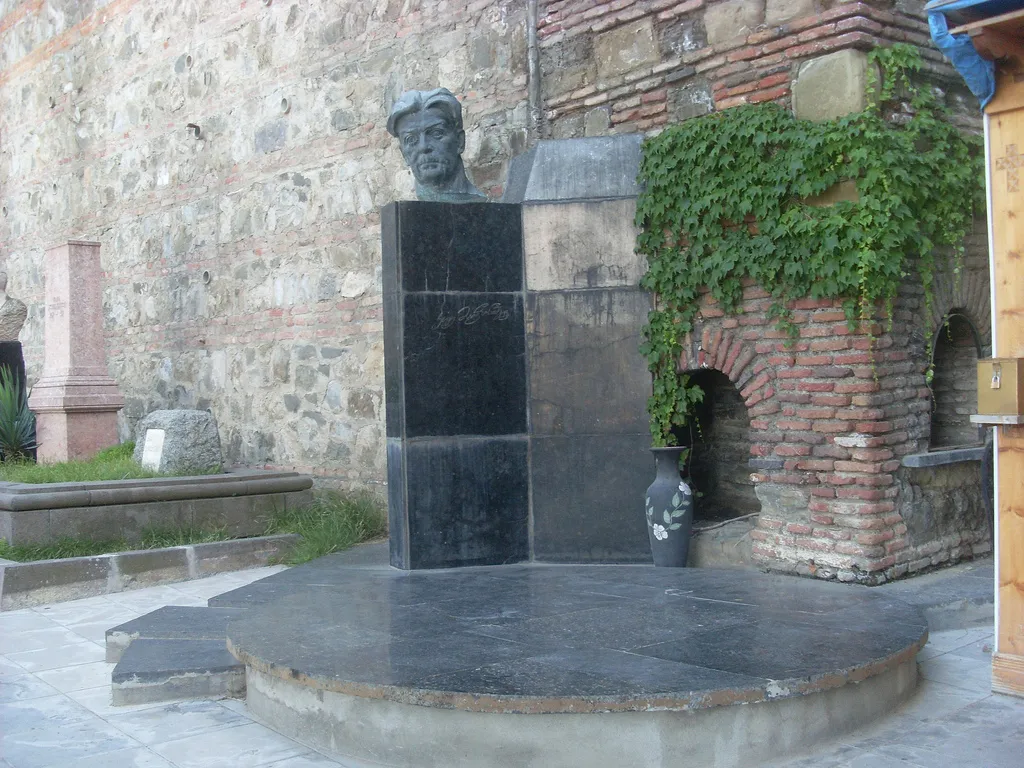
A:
[677,234,990,583]
[538,0,978,138]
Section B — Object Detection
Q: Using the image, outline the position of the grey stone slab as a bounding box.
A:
[527,289,651,435]
[502,135,644,203]
[36,661,114,693]
[111,638,244,706]
[107,606,245,662]
[112,638,241,684]
[61,748,177,767]
[0,711,138,767]
[531,434,652,563]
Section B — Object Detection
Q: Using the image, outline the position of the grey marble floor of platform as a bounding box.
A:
[1,563,1022,768]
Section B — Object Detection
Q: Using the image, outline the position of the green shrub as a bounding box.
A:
[266,490,387,564]
[0,367,35,461]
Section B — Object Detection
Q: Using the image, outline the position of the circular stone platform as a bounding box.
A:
[225,554,927,768]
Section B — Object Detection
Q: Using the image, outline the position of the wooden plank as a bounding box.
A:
[993,652,1024,697]
[950,8,1024,36]
[988,93,1024,697]
[985,71,1024,116]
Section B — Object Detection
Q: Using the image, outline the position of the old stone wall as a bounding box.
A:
[0,0,528,485]
[537,0,977,138]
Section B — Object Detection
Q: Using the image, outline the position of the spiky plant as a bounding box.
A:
[0,367,35,462]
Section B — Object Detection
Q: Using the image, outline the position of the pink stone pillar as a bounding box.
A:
[27,241,124,462]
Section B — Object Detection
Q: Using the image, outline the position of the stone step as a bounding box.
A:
[106,605,244,662]
[111,638,244,706]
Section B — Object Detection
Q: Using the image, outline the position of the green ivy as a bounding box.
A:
[636,44,985,446]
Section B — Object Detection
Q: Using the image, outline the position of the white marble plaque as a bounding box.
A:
[141,428,166,470]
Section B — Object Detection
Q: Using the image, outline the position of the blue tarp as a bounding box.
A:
[923,0,1024,108]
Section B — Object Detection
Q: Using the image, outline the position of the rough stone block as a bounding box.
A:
[1,557,111,610]
[523,200,643,291]
[704,0,765,45]
[2,508,49,544]
[669,82,714,122]
[192,535,299,576]
[765,0,815,25]
[584,107,611,136]
[132,409,223,474]
[792,50,869,122]
[595,18,659,80]
[114,547,191,590]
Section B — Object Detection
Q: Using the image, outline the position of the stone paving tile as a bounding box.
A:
[104,699,251,746]
[0,655,26,676]
[0,611,61,634]
[35,661,115,693]
[919,653,994,694]
[0,673,61,703]
[148,721,310,768]
[59,748,176,767]
[66,685,170,719]
[0,625,88,655]
[33,595,136,626]
[65,614,140,645]
[5,640,105,673]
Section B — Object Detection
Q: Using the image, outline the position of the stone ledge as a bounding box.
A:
[0,469,313,511]
[0,533,299,610]
[901,446,986,468]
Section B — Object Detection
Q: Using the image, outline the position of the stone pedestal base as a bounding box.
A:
[33,410,120,463]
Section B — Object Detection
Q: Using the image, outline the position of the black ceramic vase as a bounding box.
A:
[645,446,694,567]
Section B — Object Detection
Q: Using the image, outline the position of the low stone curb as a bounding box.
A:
[0,533,300,611]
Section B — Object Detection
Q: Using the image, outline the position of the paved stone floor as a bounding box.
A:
[1,565,1022,768]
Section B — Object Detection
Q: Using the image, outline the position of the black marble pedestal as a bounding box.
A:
[382,202,528,569]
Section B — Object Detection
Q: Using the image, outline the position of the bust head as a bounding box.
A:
[387,88,485,203]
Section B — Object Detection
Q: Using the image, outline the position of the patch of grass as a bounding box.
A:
[0,442,217,484]
[0,524,230,563]
[266,490,387,565]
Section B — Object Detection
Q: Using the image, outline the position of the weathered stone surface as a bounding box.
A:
[133,409,223,473]
[670,81,714,122]
[793,50,869,122]
[704,0,765,45]
[765,0,816,25]
[522,199,643,292]
[594,18,659,80]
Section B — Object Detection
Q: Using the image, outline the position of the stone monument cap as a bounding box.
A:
[501,134,644,203]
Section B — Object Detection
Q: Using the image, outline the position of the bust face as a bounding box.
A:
[395,109,464,190]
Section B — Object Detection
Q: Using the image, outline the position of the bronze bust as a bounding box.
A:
[387,88,486,204]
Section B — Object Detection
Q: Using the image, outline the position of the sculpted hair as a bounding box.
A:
[386,88,464,137]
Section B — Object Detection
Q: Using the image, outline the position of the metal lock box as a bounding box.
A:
[977,358,1024,415]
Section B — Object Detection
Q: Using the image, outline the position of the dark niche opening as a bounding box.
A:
[929,311,983,449]
[673,369,760,523]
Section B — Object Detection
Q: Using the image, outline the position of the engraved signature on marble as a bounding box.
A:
[432,302,510,331]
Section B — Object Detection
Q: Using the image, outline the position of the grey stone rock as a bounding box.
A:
[106,605,245,662]
[132,409,223,474]
[255,120,287,153]
[502,135,644,203]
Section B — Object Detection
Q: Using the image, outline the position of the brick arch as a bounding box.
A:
[676,327,771,412]
[926,253,992,354]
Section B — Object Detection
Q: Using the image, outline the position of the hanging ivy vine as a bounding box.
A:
[636,44,985,447]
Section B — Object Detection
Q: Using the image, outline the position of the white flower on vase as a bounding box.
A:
[678,481,691,495]
[652,523,668,540]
